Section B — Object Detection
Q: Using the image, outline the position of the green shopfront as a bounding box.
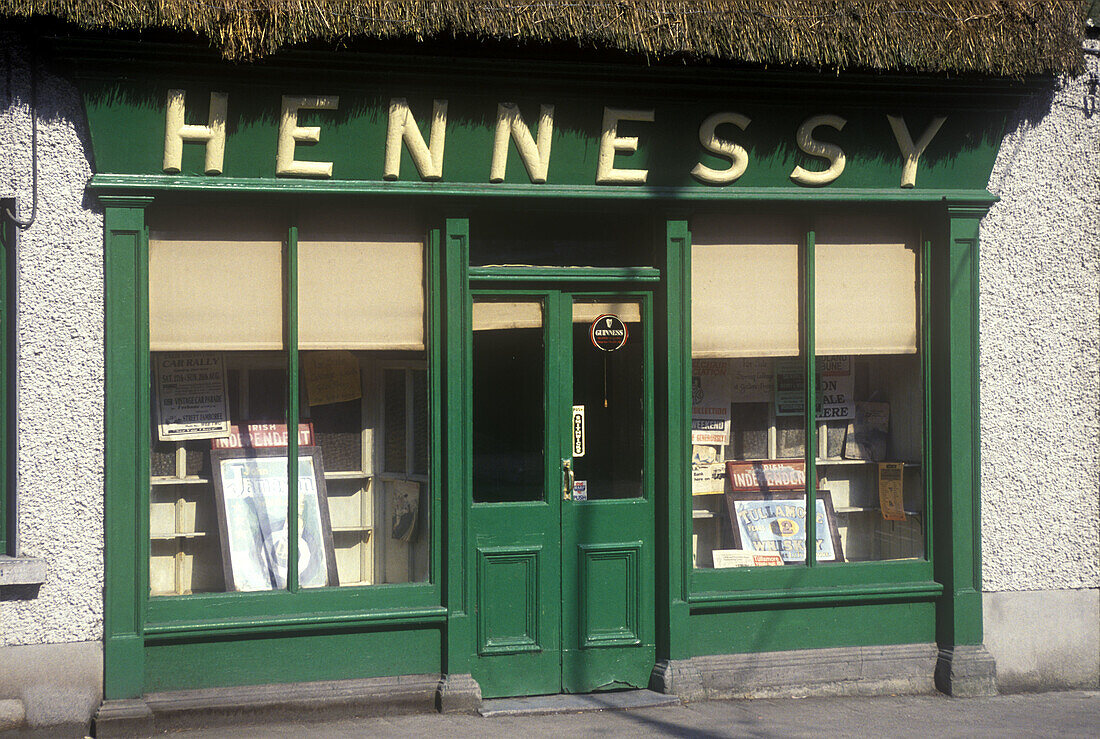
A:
[79,41,1007,706]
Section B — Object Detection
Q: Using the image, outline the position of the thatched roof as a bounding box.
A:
[1,1,1089,76]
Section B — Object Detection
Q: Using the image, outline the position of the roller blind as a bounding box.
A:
[148,207,426,352]
[473,301,543,330]
[472,301,642,331]
[690,216,800,358]
[690,214,918,358]
[298,237,425,350]
[572,301,642,324]
[149,210,285,351]
[815,215,918,355]
[298,208,424,351]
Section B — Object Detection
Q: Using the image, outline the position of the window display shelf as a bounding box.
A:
[834,505,922,516]
[816,459,921,467]
[691,509,717,519]
[150,531,207,540]
[151,476,211,485]
[332,525,374,533]
[325,471,370,480]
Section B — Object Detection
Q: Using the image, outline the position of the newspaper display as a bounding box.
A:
[211,422,315,450]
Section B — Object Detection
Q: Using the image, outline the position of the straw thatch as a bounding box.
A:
[0,1,1089,75]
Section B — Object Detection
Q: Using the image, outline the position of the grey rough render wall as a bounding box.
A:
[980,41,1100,593]
[0,36,105,645]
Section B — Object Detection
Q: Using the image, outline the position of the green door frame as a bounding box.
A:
[458,285,657,697]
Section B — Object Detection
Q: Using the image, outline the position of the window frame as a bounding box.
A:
[682,207,939,599]
[125,197,443,631]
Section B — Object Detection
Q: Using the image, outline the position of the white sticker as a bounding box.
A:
[572,480,588,501]
[572,405,586,457]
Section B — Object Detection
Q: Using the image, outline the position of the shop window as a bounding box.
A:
[147,206,430,595]
[689,214,925,569]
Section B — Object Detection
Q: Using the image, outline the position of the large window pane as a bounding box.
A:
[149,206,289,595]
[571,300,644,500]
[472,299,545,503]
[148,204,431,595]
[815,215,925,562]
[689,215,808,569]
[297,207,429,586]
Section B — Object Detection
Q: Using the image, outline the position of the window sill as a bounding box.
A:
[0,556,47,586]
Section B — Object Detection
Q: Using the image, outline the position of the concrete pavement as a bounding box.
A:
[166,690,1099,738]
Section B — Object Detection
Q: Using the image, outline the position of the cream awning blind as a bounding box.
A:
[690,214,918,358]
[572,301,642,324]
[149,207,426,352]
[472,300,642,331]
[298,237,425,350]
[814,215,918,356]
[472,300,544,331]
[149,209,286,351]
[690,215,801,358]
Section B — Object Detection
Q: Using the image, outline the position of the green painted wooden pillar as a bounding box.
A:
[662,219,692,660]
[102,195,154,700]
[0,205,10,555]
[442,218,473,675]
[933,202,988,649]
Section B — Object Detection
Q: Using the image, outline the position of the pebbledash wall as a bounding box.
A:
[0,35,105,731]
[979,38,1100,692]
[0,31,1097,731]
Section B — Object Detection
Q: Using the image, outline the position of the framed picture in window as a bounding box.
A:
[723,489,844,564]
[211,446,339,591]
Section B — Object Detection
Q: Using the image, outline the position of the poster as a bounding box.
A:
[301,350,362,406]
[212,447,338,591]
[774,356,854,421]
[691,360,731,445]
[154,352,230,441]
[878,462,906,521]
[728,358,774,403]
[726,493,841,563]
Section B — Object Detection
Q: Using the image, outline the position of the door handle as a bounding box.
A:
[562,458,574,501]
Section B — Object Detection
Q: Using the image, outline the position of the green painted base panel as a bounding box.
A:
[473,650,562,699]
[144,627,442,692]
[689,601,936,658]
[562,646,656,694]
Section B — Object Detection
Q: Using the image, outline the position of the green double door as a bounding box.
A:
[468,289,656,698]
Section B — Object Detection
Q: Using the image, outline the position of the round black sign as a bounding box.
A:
[589,314,628,352]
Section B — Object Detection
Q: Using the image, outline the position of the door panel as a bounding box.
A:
[476,546,543,655]
[469,297,560,697]
[469,291,654,697]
